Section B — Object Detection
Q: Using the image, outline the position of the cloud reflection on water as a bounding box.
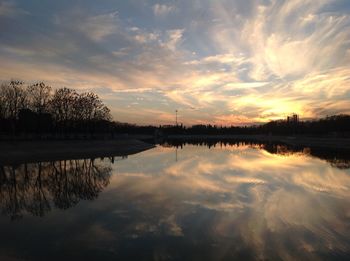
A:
[0,144,349,260]
[104,144,350,259]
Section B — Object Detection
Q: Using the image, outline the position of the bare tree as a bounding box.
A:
[74,92,111,121]
[0,80,28,119]
[1,80,113,136]
[0,84,6,119]
[49,87,78,126]
[96,105,111,121]
[27,82,52,114]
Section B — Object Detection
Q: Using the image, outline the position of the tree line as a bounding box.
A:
[1,79,350,138]
[0,80,112,137]
[112,114,350,137]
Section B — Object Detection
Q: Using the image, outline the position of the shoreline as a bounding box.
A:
[0,139,155,165]
[1,134,350,165]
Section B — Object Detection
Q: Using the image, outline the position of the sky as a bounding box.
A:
[0,0,350,126]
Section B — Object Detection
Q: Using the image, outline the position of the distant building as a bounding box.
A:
[287,113,299,124]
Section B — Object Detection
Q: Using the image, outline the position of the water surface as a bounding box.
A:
[0,143,349,260]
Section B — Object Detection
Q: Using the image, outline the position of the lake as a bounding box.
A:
[0,142,349,260]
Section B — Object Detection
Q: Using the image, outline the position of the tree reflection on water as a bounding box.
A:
[161,140,350,169]
[0,158,113,220]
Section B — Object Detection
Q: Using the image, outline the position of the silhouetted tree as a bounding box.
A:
[0,80,28,136]
[0,80,28,119]
[49,87,78,130]
[27,82,52,114]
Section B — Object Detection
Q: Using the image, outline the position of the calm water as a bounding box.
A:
[0,143,350,260]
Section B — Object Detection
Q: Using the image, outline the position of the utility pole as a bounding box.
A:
[175,110,178,126]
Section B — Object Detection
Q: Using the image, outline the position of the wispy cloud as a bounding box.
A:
[0,0,28,17]
[153,3,176,17]
[0,0,349,125]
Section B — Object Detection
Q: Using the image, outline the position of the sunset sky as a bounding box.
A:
[0,0,350,125]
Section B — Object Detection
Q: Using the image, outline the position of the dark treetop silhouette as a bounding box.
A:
[0,80,112,138]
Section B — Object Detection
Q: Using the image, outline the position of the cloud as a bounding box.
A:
[153,4,176,16]
[163,29,184,51]
[0,0,349,124]
[240,0,350,80]
[0,1,28,17]
[186,53,246,66]
[53,10,120,42]
[79,11,119,42]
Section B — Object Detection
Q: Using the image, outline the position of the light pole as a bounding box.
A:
[175,110,178,126]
